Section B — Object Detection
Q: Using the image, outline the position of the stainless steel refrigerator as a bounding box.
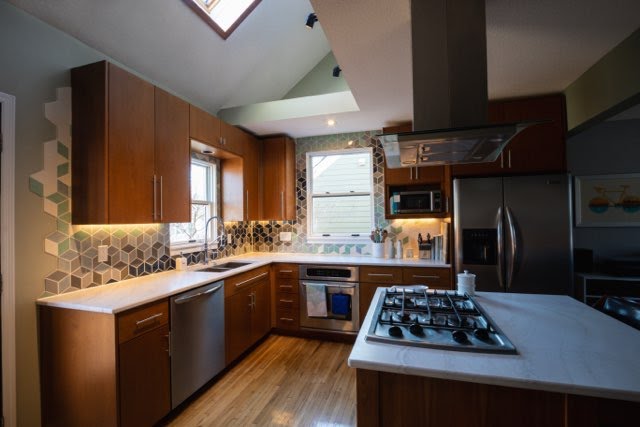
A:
[454,174,573,294]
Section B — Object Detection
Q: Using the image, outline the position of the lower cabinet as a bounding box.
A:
[39,300,170,427]
[224,266,271,364]
[272,263,300,331]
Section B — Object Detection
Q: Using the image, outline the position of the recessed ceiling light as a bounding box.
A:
[327,119,336,127]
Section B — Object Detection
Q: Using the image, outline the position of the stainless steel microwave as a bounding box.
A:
[395,190,442,214]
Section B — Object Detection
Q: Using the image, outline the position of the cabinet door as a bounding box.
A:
[189,104,222,148]
[155,87,191,223]
[225,289,253,364]
[220,121,245,156]
[385,167,414,185]
[402,267,452,289]
[503,94,566,174]
[243,133,262,221]
[251,279,271,343]
[108,63,156,223]
[262,136,296,220]
[119,324,171,427]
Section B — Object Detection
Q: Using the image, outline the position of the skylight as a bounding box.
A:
[187,0,261,39]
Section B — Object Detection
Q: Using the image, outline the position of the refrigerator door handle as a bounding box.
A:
[496,207,505,290]
[505,206,518,290]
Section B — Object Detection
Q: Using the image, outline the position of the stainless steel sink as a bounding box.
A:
[199,261,253,273]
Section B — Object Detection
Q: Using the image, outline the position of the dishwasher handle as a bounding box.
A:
[174,283,223,304]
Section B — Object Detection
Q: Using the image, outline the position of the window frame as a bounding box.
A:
[183,0,262,40]
[169,158,218,254]
[305,148,375,244]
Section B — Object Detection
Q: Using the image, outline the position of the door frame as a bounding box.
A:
[0,91,16,427]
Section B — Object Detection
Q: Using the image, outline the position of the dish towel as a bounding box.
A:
[305,283,328,317]
[331,293,351,316]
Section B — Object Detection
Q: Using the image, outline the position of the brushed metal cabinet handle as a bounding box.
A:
[279,270,293,273]
[500,152,504,169]
[508,150,512,168]
[279,299,294,303]
[280,191,285,219]
[367,273,393,277]
[279,317,294,322]
[409,168,413,180]
[246,190,249,221]
[159,175,163,221]
[136,312,163,327]
[415,167,419,180]
[235,271,269,288]
[152,175,157,220]
[412,275,440,279]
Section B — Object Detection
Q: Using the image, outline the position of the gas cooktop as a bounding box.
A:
[365,287,517,354]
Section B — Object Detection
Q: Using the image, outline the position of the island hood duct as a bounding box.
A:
[380,0,533,168]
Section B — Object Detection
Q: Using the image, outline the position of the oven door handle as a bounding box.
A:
[301,282,356,290]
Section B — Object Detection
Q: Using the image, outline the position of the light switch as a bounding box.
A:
[279,232,292,242]
[98,245,109,262]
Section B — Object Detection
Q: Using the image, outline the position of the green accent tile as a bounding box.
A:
[57,219,70,234]
[130,228,142,237]
[57,162,69,177]
[58,200,70,215]
[29,177,44,197]
[402,236,409,245]
[391,225,402,234]
[60,212,72,223]
[57,141,69,159]
[113,229,127,239]
[73,230,90,241]
[58,239,70,255]
[47,192,66,203]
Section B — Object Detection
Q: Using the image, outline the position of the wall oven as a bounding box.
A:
[299,265,360,333]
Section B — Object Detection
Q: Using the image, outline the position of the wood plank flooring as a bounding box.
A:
[166,335,356,426]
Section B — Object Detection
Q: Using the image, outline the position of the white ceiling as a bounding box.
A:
[8,0,640,137]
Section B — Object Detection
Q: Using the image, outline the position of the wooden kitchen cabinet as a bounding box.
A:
[189,105,243,156]
[154,87,191,223]
[272,263,300,331]
[71,61,190,224]
[262,135,296,220]
[40,299,171,427]
[402,267,452,289]
[224,266,271,364]
[243,133,262,221]
[452,94,567,177]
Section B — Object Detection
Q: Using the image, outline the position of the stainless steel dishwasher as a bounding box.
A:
[170,280,225,408]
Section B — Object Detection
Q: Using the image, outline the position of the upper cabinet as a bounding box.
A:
[221,128,261,222]
[452,94,567,177]
[262,136,296,221]
[190,105,243,156]
[71,61,191,224]
[243,133,262,221]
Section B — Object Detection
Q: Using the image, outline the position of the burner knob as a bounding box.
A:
[452,330,468,343]
[409,323,424,336]
[389,326,403,338]
[473,328,490,341]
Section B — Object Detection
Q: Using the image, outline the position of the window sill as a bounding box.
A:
[169,241,220,257]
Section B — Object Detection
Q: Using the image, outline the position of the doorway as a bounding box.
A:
[0,91,16,427]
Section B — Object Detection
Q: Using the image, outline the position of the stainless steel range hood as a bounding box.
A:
[380,0,533,167]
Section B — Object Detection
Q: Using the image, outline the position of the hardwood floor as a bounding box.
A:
[166,335,356,426]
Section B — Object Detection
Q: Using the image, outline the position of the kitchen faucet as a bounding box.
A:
[203,215,226,264]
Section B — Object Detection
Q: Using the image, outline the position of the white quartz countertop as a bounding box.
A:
[349,289,640,402]
[36,252,449,314]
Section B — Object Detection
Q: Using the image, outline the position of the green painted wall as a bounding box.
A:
[564,28,640,132]
[283,52,349,99]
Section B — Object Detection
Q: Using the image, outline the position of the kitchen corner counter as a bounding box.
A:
[349,290,640,402]
[37,252,449,313]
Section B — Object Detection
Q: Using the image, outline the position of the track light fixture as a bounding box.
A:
[332,66,341,77]
[306,13,318,28]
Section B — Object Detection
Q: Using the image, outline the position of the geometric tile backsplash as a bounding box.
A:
[32,88,443,295]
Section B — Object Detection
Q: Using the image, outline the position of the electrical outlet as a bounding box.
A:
[98,245,109,262]
[279,232,292,242]
[227,233,233,244]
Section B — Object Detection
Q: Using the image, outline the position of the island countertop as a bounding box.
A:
[348,289,640,402]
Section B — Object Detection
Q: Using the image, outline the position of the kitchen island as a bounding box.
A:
[349,290,640,427]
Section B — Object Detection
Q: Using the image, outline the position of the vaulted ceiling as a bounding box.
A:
[8,0,640,137]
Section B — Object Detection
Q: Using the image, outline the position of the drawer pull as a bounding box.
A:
[235,272,269,288]
[279,285,293,289]
[279,317,294,322]
[413,275,440,280]
[367,273,393,277]
[279,270,293,273]
[135,312,163,327]
[279,299,294,303]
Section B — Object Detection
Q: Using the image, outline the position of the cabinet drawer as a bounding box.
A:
[275,309,299,330]
[360,266,403,284]
[402,267,452,289]
[118,300,169,344]
[224,265,270,297]
[273,263,299,279]
[275,279,298,294]
[276,292,299,311]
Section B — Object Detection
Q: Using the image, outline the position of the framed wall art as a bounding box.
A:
[574,174,640,227]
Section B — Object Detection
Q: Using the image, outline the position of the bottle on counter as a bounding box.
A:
[395,240,403,259]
